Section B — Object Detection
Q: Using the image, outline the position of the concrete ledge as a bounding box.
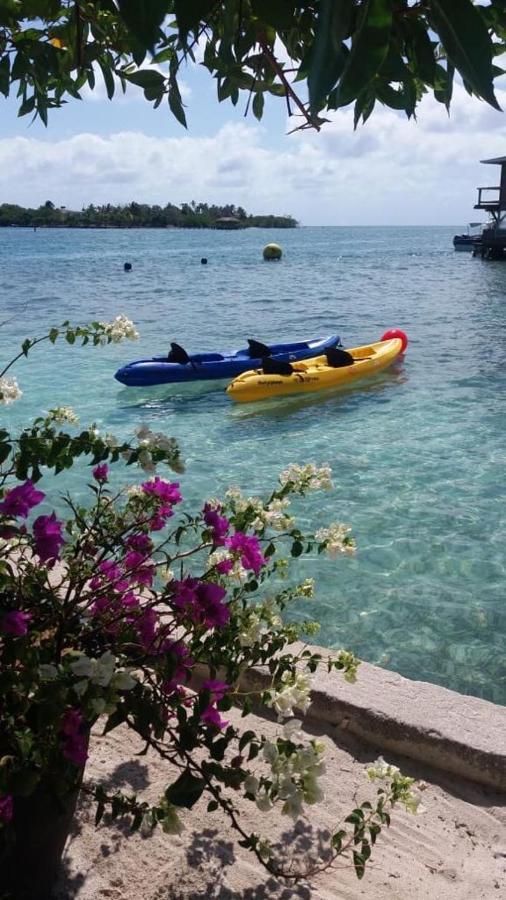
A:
[233,644,506,792]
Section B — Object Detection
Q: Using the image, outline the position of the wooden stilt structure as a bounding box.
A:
[474,156,506,259]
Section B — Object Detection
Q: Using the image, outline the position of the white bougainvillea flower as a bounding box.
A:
[315,523,356,556]
[100,315,139,343]
[47,406,79,425]
[279,463,333,493]
[0,376,22,405]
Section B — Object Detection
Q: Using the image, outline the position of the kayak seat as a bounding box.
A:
[167,342,190,364]
[167,342,197,370]
[261,357,294,376]
[326,347,354,368]
[248,339,272,358]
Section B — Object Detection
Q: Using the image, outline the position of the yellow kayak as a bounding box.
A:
[226,336,404,403]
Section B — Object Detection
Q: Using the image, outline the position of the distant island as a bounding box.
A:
[0,201,297,230]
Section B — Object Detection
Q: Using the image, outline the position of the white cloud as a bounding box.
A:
[1,84,505,224]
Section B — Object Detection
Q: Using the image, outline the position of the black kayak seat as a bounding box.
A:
[167,342,196,369]
[248,338,272,358]
[261,356,294,376]
[326,347,354,368]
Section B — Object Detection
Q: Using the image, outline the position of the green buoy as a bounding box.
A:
[263,243,282,261]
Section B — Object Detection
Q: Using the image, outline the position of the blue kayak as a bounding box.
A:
[115,335,341,386]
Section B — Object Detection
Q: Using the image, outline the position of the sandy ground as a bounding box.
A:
[55,709,506,900]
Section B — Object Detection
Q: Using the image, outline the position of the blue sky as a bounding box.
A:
[1,56,506,225]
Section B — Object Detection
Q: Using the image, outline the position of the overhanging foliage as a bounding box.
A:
[0,1,504,129]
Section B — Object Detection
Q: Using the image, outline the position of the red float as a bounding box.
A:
[380,328,408,353]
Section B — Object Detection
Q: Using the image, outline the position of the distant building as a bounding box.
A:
[213,216,245,230]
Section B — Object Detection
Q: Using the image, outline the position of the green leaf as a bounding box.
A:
[95,800,105,826]
[0,442,11,464]
[345,809,365,824]
[353,850,366,879]
[353,89,375,128]
[98,58,115,100]
[376,83,406,110]
[217,77,233,101]
[152,47,175,65]
[174,1,216,41]
[49,328,59,343]
[21,338,31,356]
[0,56,10,97]
[335,0,393,109]
[144,84,164,102]
[430,0,500,110]
[11,52,27,82]
[123,69,165,89]
[168,87,187,127]
[252,91,264,120]
[308,0,353,113]
[18,95,36,117]
[252,0,294,30]
[434,61,454,110]
[407,21,437,86]
[332,828,347,850]
[166,770,206,809]
[117,0,167,52]
[37,100,48,127]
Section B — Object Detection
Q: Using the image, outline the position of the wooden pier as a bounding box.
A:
[474,156,506,259]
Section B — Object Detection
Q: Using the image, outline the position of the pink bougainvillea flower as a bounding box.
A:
[148,511,172,531]
[0,794,13,824]
[123,550,156,587]
[0,480,45,519]
[141,480,181,532]
[98,560,123,582]
[201,705,228,729]
[201,679,229,730]
[196,582,230,627]
[61,709,88,767]
[136,607,158,649]
[62,733,88,767]
[92,463,109,483]
[160,640,194,692]
[141,477,182,506]
[171,578,230,629]
[1,610,31,637]
[125,533,153,554]
[226,532,266,575]
[203,503,230,546]
[62,709,83,736]
[202,679,229,700]
[32,512,65,566]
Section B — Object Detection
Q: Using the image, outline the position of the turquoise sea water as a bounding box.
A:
[1,226,505,704]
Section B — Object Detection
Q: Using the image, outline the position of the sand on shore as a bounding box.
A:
[55,706,506,899]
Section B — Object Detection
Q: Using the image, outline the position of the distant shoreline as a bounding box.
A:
[0,223,297,230]
[0,202,298,230]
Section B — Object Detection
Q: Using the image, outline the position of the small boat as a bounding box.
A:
[226,331,407,403]
[115,335,341,386]
[453,223,482,250]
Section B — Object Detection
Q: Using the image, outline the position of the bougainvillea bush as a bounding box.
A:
[0,321,419,890]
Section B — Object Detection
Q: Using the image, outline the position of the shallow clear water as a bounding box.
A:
[1,226,505,703]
